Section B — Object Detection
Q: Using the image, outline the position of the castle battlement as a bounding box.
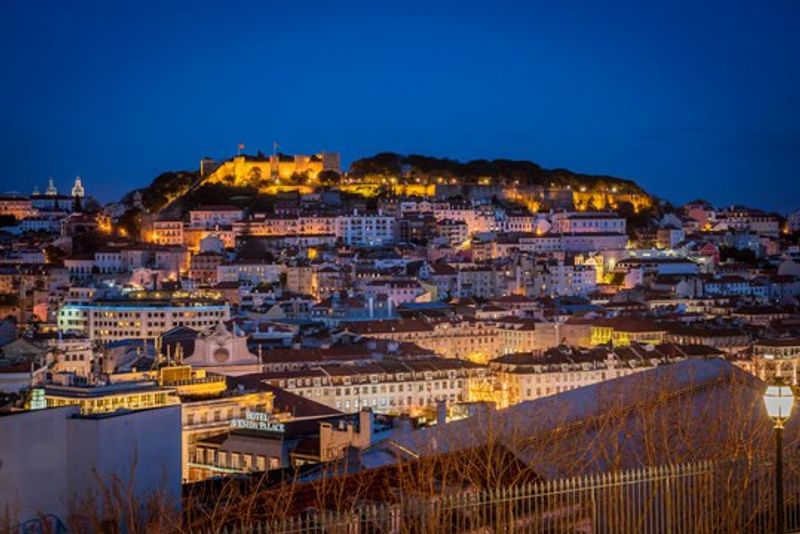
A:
[202,152,340,187]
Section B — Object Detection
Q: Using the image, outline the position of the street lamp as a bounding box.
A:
[764,377,795,534]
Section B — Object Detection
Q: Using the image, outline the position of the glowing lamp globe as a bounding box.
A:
[764,379,795,427]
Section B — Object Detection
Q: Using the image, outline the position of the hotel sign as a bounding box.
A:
[230,410,285,433]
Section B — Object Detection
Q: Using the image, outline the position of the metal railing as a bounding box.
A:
[205,457,800,534]
[12,514,67,534]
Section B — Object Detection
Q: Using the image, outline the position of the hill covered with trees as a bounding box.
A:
[120,152,654,222]
[349,152,648,194]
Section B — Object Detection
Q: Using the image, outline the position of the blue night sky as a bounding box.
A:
[0,0,798,212]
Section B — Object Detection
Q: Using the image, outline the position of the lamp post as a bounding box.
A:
[764,377,795,534]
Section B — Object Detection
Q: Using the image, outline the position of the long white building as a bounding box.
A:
[251,357,487,414]
[336,213,396,246]
[57,297,230,341]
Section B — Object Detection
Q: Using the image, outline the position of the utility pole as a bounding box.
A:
[272,141,280,183]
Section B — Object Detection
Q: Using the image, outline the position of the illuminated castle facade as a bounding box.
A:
[202,152,340,186]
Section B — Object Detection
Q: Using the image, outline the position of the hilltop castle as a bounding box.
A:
[200,152,340,187]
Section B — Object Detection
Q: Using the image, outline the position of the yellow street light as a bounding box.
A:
[765,377,794,428]
[764,376,795,534]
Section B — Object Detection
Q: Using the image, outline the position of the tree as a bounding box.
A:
[44,245,65,266]
[73,231,107,255]
[247,167,263,187]
[318,170,340,186]
[719,246,760,266]
[289,172,310,185]
[117,208,142,239]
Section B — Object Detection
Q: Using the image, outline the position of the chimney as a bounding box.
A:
[344,445,361,469]
[396,414,413,435]
[436,400,447,426]
[359,408,373,447]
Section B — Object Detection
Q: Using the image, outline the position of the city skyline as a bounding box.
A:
[2,3,800,531]
[1,0,798,211]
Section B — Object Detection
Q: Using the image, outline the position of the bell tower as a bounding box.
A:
[45,178,58,196]
[71,176,85,198]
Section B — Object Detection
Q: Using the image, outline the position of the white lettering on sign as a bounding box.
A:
[229,410,285,433]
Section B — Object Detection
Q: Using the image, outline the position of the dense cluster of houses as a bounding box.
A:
[2,175,800,527]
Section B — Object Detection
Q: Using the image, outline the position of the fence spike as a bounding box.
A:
[212,459,775,534]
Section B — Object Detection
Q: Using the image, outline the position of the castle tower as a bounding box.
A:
[71,176,85,198]
[45,178,58,196]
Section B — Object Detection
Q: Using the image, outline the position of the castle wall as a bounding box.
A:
[205,153,338,187]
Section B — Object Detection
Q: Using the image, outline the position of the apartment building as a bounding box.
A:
[0,196,35,220]
[336,213,397,246]
[216,261,284,285]
[255,357,487,414]
[151,220,184,246]
[551,212,627,235]
[189,206,245,229]
[489,344,698,407]
[57,297,230,341]
[344,317,536,364]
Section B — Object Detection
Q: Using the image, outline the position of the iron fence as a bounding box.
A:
[207,458,800,534]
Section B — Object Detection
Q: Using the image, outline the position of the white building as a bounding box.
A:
[57,299,230,341]
[657,227,685,249]
[189,206,244,229]
[714,207,780,237]
[361,279,428,306]
[552,212,626,235]
[561,233,628,252]
[0,405,181,527]
[152,220,184,246]
[64,258,95,281]
[336,213,397,246]
[534,261,597,298]
[258,357,486,414]
[436,219,469,247]
[21,215,64,234]
[235,215,338,237]
[216,262,284,285]
[788,210,800,234]
[47,336,96,376]
[488,344,695,406]
[182,321,262,376]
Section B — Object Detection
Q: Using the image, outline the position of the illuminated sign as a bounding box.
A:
[230,410,285,433]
